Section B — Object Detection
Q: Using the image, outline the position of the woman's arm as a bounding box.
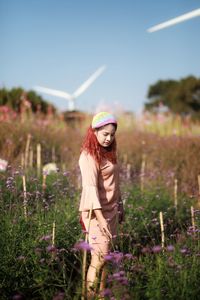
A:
[94,209,112,239]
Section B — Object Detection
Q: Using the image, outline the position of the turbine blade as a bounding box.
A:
[73,65,106,98]
[34,86,72,101]
[147,8,200,33]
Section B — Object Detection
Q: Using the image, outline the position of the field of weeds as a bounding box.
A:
[0,113,200,299]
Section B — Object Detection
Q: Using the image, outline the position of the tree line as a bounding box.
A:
[0,87,55,114]
[145,76,200,119]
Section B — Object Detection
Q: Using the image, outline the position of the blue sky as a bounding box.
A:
[1,0,200,113]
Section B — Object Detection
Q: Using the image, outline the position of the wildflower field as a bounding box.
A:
[0,113,200,300]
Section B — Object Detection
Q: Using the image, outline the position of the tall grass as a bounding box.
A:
[1,170,199,299]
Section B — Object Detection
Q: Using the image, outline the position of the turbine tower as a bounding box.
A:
[34,65,106,111]
[147,8,200,33]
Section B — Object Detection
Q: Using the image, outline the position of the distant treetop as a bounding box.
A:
[145,76,200,119]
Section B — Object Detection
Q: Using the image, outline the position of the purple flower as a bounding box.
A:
[167,256,176,267]
[119,271,125,276]
[73,240,93,252]
[113,272,120,279]
[12,294,24,300]
[104,254,113,261]
[104,251,123,264]
[166,245,175,252]
[124,253,133,260]
[17,255,26,261]
[180,248,188,255]
[100,288,112,297]
[119,277,129,286]
[46,245,57,253]
[63,171,70,176]
[151,218,158,223]
[141,247,151,254]
[58,248,67,254]
[108,271,129,286]
[187,226,198,235]
[53,292,65,300]
[39,234,52,242]
[152,245,162,253]
[35,247,42,255]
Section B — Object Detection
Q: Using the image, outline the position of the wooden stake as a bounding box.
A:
[191,206,195,230]
[159,211,165,249]
[198,175,200,204]
[52,146,56,162]
[22,175,28,220]
[29,146,33,168]
[21,153,25,170]
[24,134,31,169]
[174,179,178,209]
[82,204,93,300]
[140,154,146,193]
[37,143,41,177]
[123,153,128,165]
[62,163,66,172]
[51,220,56,260]
[52,220,56,246]
[42,173,47,191]
[126,163,131,180]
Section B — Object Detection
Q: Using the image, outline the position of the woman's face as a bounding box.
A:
[95,124,116,147]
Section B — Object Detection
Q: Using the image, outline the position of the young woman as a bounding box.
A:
[79,111,124,298]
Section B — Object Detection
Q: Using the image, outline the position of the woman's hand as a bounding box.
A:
[94,209,112,239]
[98,218,112,239]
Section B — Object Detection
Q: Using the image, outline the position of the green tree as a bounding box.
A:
[0,87,56,114]
[145,76,200,118]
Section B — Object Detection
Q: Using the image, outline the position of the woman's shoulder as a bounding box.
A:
[79,150,98,168]
[79,150,96,164]
[80,150,89,159]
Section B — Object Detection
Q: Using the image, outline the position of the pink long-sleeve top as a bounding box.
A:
[79,151,120,220]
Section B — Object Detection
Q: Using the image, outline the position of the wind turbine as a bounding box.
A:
[34,65,106,111]
[147,8,200,33]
